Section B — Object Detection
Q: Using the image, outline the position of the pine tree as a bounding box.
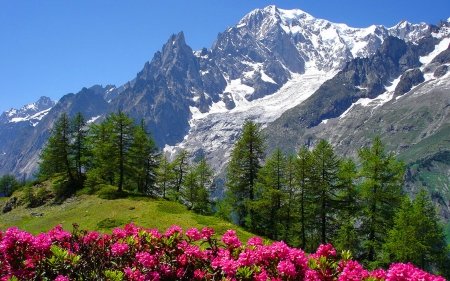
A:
[129,120,158,194]
[384,189,449,275]
[295,146,313,250]
[71,112,88,179]
[280,153,298,245]
[333,158,360,254]
[309,139,342,246]
[226,119,266,229]
[39,113,75,183]
[251,148,286,239]
[86,118,115,187]
[358,136,404,265]
[172,150,190,200]
[109,111,135,192]
[0,174,20,197]
[155,154,176,198]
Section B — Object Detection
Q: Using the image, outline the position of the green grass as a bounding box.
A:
[0,191,255,242]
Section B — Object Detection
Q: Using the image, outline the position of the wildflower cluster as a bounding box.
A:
[0,223,445,280]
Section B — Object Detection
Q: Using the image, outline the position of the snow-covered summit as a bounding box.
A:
[0,96,56,127]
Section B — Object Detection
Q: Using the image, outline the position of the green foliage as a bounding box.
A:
[226,119,266,229]
[97,218,127,229]
[357,136,405,265]
[0,174,20,197]
[383,189,450,274]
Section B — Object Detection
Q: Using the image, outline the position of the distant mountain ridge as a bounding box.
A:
[0,5,448,193]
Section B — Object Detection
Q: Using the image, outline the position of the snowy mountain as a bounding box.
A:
[0,5,448,188]
[0,96,56,127]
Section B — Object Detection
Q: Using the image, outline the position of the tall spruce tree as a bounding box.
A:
[358,136,404,266]
[226,119,266,229]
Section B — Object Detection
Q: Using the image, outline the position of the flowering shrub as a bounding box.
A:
[0,223,445,281]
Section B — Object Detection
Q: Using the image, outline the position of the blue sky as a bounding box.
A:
[1,0,449,113]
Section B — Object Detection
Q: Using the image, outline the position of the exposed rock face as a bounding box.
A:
[0,5,446,182]
[1,197,17,214]
[434,65,449,78]
[394,68,425,97]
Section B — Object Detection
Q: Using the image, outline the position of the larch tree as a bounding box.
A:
[251,147,286,240]
[309,139,342,247]
[226,119,266,229]
[358,136,404,266]
[384,189,449,275]
[39,113,75,183]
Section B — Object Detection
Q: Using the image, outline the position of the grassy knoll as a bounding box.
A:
[0,185,255,241]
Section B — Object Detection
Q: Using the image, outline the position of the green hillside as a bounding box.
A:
[0,185,254,241]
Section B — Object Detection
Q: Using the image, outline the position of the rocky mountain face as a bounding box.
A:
[0,5,449,216]
[0,87,109,178]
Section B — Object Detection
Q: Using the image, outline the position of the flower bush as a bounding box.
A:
[0,223,445,281]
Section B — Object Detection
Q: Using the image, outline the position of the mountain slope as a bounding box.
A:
[0,5,447,187]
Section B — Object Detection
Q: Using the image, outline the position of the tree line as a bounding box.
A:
[224,119,449,274]
[37,111,214,214]
[13,113,450,276]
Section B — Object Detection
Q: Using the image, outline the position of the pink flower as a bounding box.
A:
[221,230,242,248]
[54,275,69,281]
[33,233,52,251]
[111,242,129,256]
[124,267,146,281]
[315,243,337,258]
[186,227,201,241]
[83,231,100,244]
[112,227,127,239]
[337,260,369,281]
[370,269,387,280]
[277,260,296,278]
[165,225,183,237]
[247,236,263,246]
[201,227,214,239]
[136,251,157,268]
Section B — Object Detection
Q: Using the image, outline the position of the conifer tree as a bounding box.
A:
[172,150,190,199]
[109,110,135,192]
[280,153,298,245]
[309,139,342,247]
[358,136,404,265]
[71,112,88,179]
[384,189,449,275]
[155,154,176,198]
[39,113,75,183]
[129,120,158,194]
[86,119,115,187]
[226,119,266,229]
[0,174,20,197]
[334,158,360,254]
[295,146,313,250]
[251,148,286,239]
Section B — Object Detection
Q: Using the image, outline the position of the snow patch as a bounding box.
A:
[87,115,101,124]
[420,37,450,65]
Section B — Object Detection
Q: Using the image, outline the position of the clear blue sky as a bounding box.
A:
[1,0,449,113]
